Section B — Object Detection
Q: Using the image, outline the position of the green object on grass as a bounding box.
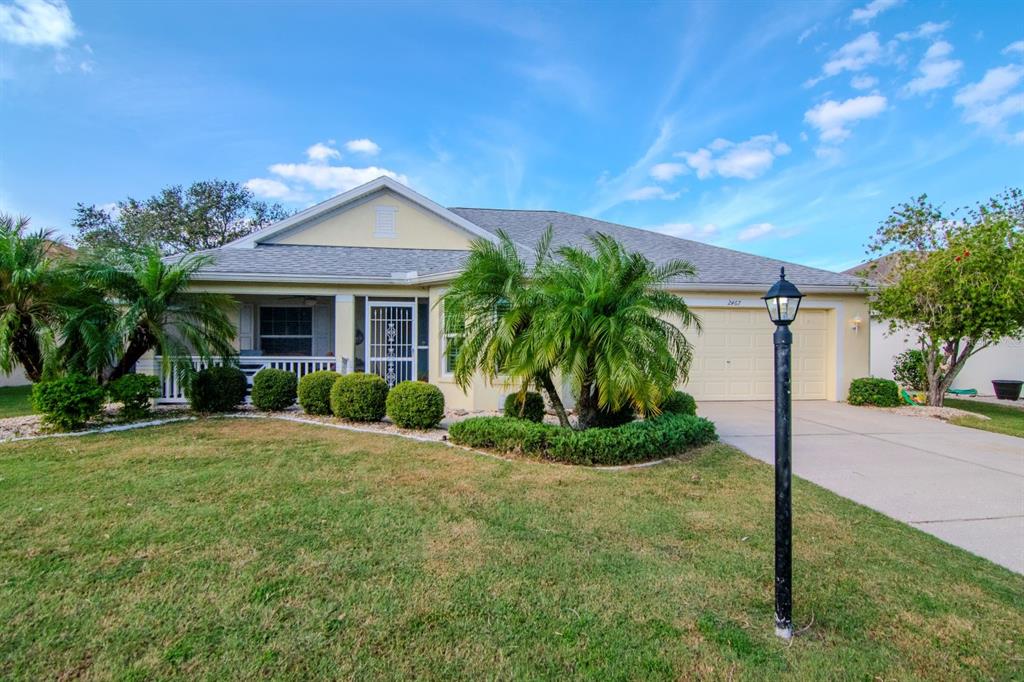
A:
[900,389,924,406]
[946,388,978,396]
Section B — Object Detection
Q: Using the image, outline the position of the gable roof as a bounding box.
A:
[227,176,497,248]
[188,177,862,291]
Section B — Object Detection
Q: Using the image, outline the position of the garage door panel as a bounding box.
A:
[682,307,830,401]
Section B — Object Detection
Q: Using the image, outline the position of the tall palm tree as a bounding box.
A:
[440,227,571,427]
[0,215,70,382]
[64,248,237,383]
[523,233,701,430]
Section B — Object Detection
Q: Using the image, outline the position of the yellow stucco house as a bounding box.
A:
[147,176,869,409]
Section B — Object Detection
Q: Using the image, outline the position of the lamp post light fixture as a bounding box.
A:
[761,266,804,640]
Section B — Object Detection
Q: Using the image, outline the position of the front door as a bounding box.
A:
[366,302,415,387]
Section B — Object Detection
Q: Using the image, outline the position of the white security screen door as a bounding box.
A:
[366,302,415,387]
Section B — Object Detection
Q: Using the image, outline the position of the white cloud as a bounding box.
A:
[1004,41,1024,56]
[626,186,680,201]
[905,40,963,95]
[850,0,902,24]
[896,21,950,41]
[0,0,75,47]
[736,222,774,242]
[345,138,381,155]
[651,222,720,240]
[954,64,1024,141]
[244,178,307,202]
[797,24,819,45]
[850,74,878,90]
[306,141,341,163]
[806,32,887,87]
[804,95,887,143]
[649,162,687,182]
[676,133,791,180]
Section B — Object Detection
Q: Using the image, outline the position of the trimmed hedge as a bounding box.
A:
[386,381,445,429]
[186,365,247,412]
[503,391,546,422]
[659,390,697,416]
[107,373,161,420]
[31,373,106,431]
[448,413,717,466]
[297,370,341,415]
[330,372,388,422]
[847,377,900,407]
[251,368,297,411]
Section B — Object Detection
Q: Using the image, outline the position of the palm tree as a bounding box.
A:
[63,248,237,383]
[0,215,70,382]
[523,233,701,430]
[440,227,571,427]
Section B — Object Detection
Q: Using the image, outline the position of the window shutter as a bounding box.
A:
[239,303,254,350]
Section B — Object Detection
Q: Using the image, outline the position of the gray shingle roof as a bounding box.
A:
[188,207,859,289]
[449,208,860,288]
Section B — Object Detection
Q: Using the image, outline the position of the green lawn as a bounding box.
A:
[946,398,1024,438]
[0,385,33,419]
[1,420,1021,680]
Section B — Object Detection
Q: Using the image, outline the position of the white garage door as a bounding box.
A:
[682,307,830,400]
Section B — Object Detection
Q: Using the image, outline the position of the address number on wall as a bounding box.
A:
[727,299,743,306]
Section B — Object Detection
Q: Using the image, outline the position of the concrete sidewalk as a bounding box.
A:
[699,401,1024,574]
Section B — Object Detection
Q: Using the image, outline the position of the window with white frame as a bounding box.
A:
[440,304,463,376]
[259,306,313,356]
[374,206,398,237]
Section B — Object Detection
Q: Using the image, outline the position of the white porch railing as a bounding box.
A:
[140,355,350,404]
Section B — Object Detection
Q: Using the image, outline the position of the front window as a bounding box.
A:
[441,304,463,376]
[259,306,313,356]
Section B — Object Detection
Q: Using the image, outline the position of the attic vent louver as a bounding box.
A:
[375,206,398,237]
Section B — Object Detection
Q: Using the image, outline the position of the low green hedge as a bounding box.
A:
[448,413,717,466]
[32,373,107,431]
[297,370,341,415]
[186,365,247,413]
[386,381,445,429]
[847,377,900,407]
[251,368,297,411]
[659,390,697,416]
[503,391,546,422]
[330,372,388,422]
[107,373,161,420]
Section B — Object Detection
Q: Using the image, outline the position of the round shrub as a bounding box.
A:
[892,349,927,391]
[297,370,341,415]
[107,373,161,420]
[32,373,106,431]
[503,391,546,422]
[330,372,388,422]
[386,381,445,429]
[186,365,247,413]
[251,368,297,411]
[659,390,697,416]
[847,377,900,407]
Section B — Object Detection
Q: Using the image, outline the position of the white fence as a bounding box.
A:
[141,355,349,404]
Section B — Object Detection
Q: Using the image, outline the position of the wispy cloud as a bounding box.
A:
[677,134,791,180]
[851,74,878,90]
[896,21,950,41]
[649,222,721,241]
[649,162,687,182]
[1004,41,1024,56]
[805,32,885,87]
[804,95,887,143]
[344,138,381,156]
[626,186,681,201]
[736,222,775,241]
[905,40,963,95]
[850,0,902,25]
[953,63,1024,143]
[306,141,341,163]
[0,0,75,47]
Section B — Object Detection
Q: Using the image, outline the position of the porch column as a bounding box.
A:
[335,294,354,373]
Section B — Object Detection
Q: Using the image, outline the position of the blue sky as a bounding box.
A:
[1,0,1022,271]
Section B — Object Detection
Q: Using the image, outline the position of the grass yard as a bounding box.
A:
[946,398,1024,438]
[1,419,1021,680]
[0,385,33,419]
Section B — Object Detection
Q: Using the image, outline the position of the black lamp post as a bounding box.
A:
[761,266,804,640]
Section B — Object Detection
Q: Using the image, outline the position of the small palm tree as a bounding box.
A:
[0,215,70,382]
[440,227,571,427]
[524,233,700,429]
[64,248,237,383]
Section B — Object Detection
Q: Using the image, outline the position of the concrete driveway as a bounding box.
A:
[699,401,1024,573]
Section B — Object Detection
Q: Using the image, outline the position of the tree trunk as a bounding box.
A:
[575,382,599,431]
[924,337,977,407]
[12,322,44,383]
[538,372,571,428]
[105,327,156,384]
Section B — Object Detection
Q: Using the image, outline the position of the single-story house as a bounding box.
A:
[146,176,869,409]
[844,257,1024,395]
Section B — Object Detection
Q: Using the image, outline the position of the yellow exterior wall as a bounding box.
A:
[268,190,475,250]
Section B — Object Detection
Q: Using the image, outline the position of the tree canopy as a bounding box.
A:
[865,189,1024,405]
[73,180,290,254]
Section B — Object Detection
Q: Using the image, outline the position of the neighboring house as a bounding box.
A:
[148,176,868,409]
[844,257,1024,395]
